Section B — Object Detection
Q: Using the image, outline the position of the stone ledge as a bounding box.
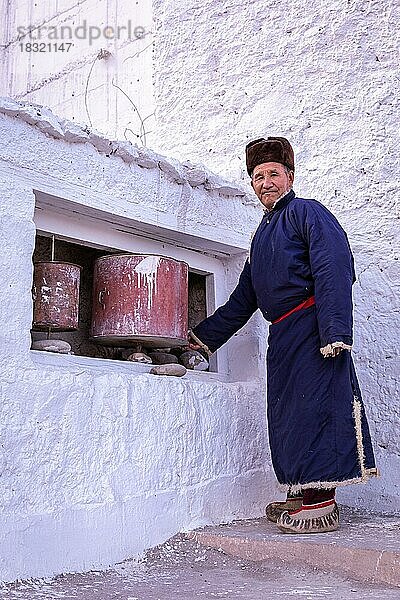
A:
[0,96,257,202]
[186,508,400,588]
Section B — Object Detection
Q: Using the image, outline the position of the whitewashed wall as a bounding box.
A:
[152,0,400,513]
[1,0,156,145]
[0,0,399,582]
[0,102,274,581]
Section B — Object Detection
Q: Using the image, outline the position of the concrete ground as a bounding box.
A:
[1,507,399,600]
[189,505,400,588]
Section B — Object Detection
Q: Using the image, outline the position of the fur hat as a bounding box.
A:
[246,137,295,176]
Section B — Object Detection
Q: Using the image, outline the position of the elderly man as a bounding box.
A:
[189,137,377,534]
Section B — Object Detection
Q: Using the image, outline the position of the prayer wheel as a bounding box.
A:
[90,254,188,347]
[32,262,81,331]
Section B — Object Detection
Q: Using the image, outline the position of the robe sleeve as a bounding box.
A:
[300,201,355,348]
[191,259,258,353]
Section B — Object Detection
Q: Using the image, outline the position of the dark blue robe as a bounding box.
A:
[193,189,377,490]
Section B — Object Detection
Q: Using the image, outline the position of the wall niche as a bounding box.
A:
[31,234,208,363]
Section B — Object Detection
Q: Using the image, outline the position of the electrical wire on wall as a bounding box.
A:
[83,35,155,146]
[111,77,148,146]
[84,51,106,128]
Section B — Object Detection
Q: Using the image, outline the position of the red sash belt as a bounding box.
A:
[272,295,315,325]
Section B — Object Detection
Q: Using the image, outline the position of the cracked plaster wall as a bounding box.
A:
[1,0,156,145]
[151,0,400,512]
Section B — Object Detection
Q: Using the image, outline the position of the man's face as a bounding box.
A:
[251,162,294,210]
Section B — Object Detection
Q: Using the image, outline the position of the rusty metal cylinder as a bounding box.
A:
[32,262,81,331]
[90,254,189,347]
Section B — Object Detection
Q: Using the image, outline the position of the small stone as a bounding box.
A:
[135,146,159,169]
[204,173,246,197]
[32,339,71,354]
[182,161,207,186]
[114,141,139,164]
[126,352,152,364]
[180,350,209,371]
[88,130,117,154]
[150,364,187,377]
[158,157,186,183]
[60,118,90,143]
[148,352,178,365]
[121,347,142,360]
[0,97,22,117]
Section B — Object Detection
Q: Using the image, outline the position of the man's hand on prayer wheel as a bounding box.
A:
[187,330,212,357]
[188,342,202,351]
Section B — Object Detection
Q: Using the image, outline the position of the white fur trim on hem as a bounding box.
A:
[353,395,367,476]
[277,468,379,494]
[277,395,379,493]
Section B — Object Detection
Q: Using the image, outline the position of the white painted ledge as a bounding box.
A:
[29,350,230,383]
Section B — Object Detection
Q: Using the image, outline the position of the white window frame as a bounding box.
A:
[32,190,231,377]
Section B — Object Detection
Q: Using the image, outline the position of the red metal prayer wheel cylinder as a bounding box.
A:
[90,254,189,347]
[32,262,81,331]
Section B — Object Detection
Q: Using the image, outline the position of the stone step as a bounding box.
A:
[186,506,400,588]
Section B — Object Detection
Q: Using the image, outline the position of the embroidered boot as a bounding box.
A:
[277,499,339,534]
[265,491,303,523]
